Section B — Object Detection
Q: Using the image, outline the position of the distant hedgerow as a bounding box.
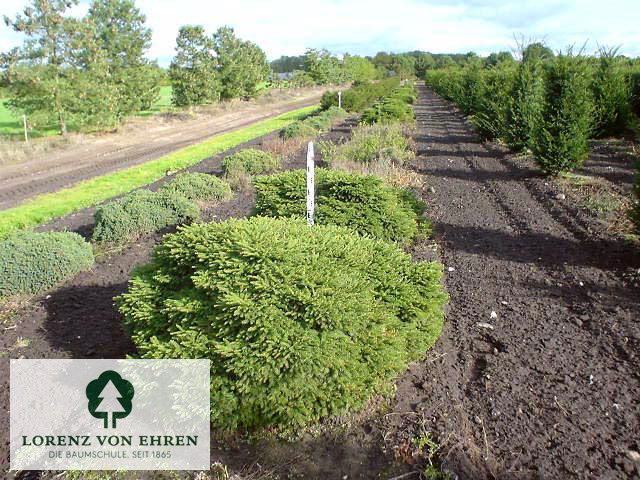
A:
[117,217,447,430]
[0,231,94,296]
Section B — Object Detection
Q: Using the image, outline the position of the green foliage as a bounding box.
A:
[303,48,348,85]
[320,122,415,167]
[343,55,378,82]
[280,121,317,140]
[2,1,120,134]
[361,85,416,124]
[0,231,94,296]
[92,189,199,244]
[591,49,631,138]
[280,106,347,139]
[169,26,220,107]
[88,0,161,116]
[117,217,446,430]
[213,26,271,100]
[159,173,231,202]
[506,58,544,151]
[473,66,516,142]
[270,55,305,73]
[321,78,401,112]
[221,149,280,176]
[531,54,594,175]
[254,169,426,243]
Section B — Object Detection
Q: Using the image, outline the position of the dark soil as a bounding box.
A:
[2,86,640,480]
[386,85,640,480]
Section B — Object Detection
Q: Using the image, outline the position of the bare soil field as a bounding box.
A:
[2,85,639,480]
[0,88,324,210]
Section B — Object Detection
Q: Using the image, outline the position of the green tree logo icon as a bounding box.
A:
[86,370,134,428]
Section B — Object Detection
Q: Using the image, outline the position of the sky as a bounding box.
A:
[1,0,639,67]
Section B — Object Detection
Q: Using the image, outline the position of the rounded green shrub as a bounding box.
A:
[160,173,231,202]
[116,217,446,430]
[280,120,317,140]
[0,231,94,296]
[254,168,426,243]
[92,189,199,244]
[221,149,280,175]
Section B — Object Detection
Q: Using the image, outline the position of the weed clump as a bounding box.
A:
[320,123,415,167]
[0,231,94,296]
[117,217,447,430]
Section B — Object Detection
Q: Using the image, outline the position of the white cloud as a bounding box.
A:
[0,0,638,66]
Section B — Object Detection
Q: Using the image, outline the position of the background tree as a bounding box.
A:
[88,0,161,114]
[270,55,305,73]
[2,0,117,134]
[486,51,514,68]
[169,25,220,107]
[414,53,436,77]
[303,48,346,85]
[213,26,271,100]
[343,55,377,82]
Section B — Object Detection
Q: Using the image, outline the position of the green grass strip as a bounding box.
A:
[0,105,318,238]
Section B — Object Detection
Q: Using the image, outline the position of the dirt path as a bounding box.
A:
[0,92,322,210]
[390,85,640,479]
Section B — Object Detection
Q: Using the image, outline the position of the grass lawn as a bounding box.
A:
[0,104,318,238]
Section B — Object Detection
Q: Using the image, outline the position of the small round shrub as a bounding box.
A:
[221,149,280,175]
[0,231,94,296]
[280,120,317,140]
[116,217,446,430]
[254,168,426,243]
[92,189,199,244]
[160,173,231,202]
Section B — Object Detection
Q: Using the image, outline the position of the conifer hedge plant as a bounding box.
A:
[117,217,447,430]
[253,168,427,244]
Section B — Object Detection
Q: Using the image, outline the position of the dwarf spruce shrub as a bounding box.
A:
[160,173,231,202]
[0,231,94,296]
[92,189,199,244]
[321,78,401,112]
[254,169,425,243]
[531,54,594,175]
[116,217,446,430]
[221,149,280,176]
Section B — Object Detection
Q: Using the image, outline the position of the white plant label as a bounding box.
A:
[306,141,315,226]
[338,91,342,109]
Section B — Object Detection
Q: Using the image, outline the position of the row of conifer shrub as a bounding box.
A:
[360,84,417,125]
[92,173,231,244]
[280,106,348,140]
[320,77,401,112]
[117,117,448,431]
[425,51,638,176]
